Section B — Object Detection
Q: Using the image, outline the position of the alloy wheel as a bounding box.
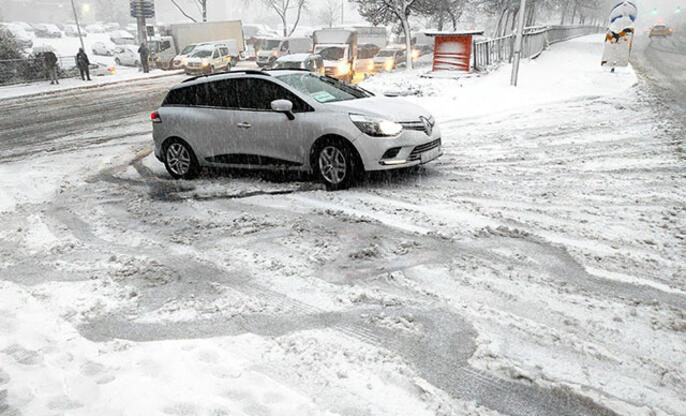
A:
[318,146,347,185]
[166,143,191,176]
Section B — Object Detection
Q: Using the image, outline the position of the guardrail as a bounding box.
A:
[0,56,78,86]
[473,25,600,72]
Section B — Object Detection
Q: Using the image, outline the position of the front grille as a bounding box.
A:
[409,138,441,161]
[399,121,425,132]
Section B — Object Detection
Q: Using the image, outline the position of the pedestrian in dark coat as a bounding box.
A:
[43,51,59,85]
[76,48,91,81]
[138,42,150,73]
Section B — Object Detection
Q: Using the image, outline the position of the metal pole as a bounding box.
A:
[341,0,345,25]
[70,0,85,51]
[510,0,527,86]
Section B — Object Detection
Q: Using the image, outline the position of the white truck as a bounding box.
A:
[353,26,388,49]
[312,29,358,82]
[255,37,313,68]
[153,20,245,70]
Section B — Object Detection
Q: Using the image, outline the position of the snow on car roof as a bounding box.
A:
[277,53,313,62]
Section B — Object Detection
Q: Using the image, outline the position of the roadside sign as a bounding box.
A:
[130,0,155,18]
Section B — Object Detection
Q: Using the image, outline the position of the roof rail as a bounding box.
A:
[182,69,270,83]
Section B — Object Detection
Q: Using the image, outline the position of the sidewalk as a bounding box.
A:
[361,34,638,121]
[0,68,183,101]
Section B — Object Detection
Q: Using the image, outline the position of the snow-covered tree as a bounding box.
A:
[316,0,342,28]
[352,0,423,70]
[417,0,469,31]
[168,0,208,23]
[257,0,309,37]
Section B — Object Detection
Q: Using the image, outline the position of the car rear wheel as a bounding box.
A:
[314,141,359,190]
[164,139,199,180]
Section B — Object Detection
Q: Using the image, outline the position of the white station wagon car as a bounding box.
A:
[151,70,441,190]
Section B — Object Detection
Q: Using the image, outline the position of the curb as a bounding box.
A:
[0,70,184,102]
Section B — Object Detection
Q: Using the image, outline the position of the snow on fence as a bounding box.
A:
[0,56,77,86]
[473,25,600,72]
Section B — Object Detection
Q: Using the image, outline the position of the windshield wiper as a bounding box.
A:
[319,76,372,98]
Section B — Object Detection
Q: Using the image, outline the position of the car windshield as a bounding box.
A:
[192,49,213,58]
[262,39,282,49]
[377,50,398,57]
[276,73,370,103]
[315,46,345,61]
[181,45,197,55]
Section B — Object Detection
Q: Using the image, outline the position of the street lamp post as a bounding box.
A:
[70,0,86,51]
[510,0,528,86]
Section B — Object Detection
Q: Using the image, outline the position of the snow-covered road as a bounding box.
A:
[1,35,685,416]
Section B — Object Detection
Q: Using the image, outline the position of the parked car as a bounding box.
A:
[110,30,136,45]
[113,45,140,66]
[104,22,121,32]
[374,48,405,72]
[1,24,34,49]
[92,41,115,56]
[151,70,442,190]
[33,24,62,38]
[63,24,86,37]
[85,23,107,33]
[11,22,34,33]
[183,44,234,75]
[649,25,672,38]
[272,53,325,75]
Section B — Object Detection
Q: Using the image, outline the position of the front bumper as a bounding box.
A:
[184,66,210,75]
[356,125,443,172]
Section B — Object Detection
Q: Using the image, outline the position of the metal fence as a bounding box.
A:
[473,25,601,72]
[0,56,78,86]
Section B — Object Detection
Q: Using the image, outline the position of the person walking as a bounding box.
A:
[76,48,91,81]
[43,50,59,85]
[138,42,150,73]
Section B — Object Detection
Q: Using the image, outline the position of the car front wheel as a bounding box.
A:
[164,139,199,180]
[315,141,359,190]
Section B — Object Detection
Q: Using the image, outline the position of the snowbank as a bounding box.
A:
[361,34,638,121]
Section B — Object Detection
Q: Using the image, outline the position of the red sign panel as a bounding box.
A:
[432,34,473,72]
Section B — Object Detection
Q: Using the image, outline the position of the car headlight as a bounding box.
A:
[349,114,402,137]
[336,62,351,75]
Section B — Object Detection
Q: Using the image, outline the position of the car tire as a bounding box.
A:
[313,139,360,191]
[163,138,199,180]
[115,58,121,65]
[208,65,214,74]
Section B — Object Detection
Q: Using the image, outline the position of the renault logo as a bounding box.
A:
[420,116,433,136]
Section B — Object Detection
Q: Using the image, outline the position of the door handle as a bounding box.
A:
[237,122,252,129]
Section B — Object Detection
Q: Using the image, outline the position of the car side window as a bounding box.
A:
[234,78,312,113]
[163,85,204,107]
[220,47,229,56]
[204,79,240,108]
[212,49,219,59]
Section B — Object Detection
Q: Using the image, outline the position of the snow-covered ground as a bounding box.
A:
[1,35,685,416]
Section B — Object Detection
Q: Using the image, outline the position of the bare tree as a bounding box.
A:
[353,0,422,70]
[317,0,342,28]
[168,0,208,23]
[258,0,308,37]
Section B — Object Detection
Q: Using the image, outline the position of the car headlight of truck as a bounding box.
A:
[349,114,402,137]
[336,62,351,75]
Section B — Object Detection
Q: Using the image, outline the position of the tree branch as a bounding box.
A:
[169,0,198,22]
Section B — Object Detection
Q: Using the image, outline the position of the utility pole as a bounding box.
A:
[341,0,345,24]
[510,0,527,86]
[70,0,85,51]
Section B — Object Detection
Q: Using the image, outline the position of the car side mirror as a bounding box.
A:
[271,99,295,120]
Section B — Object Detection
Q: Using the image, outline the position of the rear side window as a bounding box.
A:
[219,47,229,56]
[234,78,311,113]
[163,84,208,107]
[205,79,240,108]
